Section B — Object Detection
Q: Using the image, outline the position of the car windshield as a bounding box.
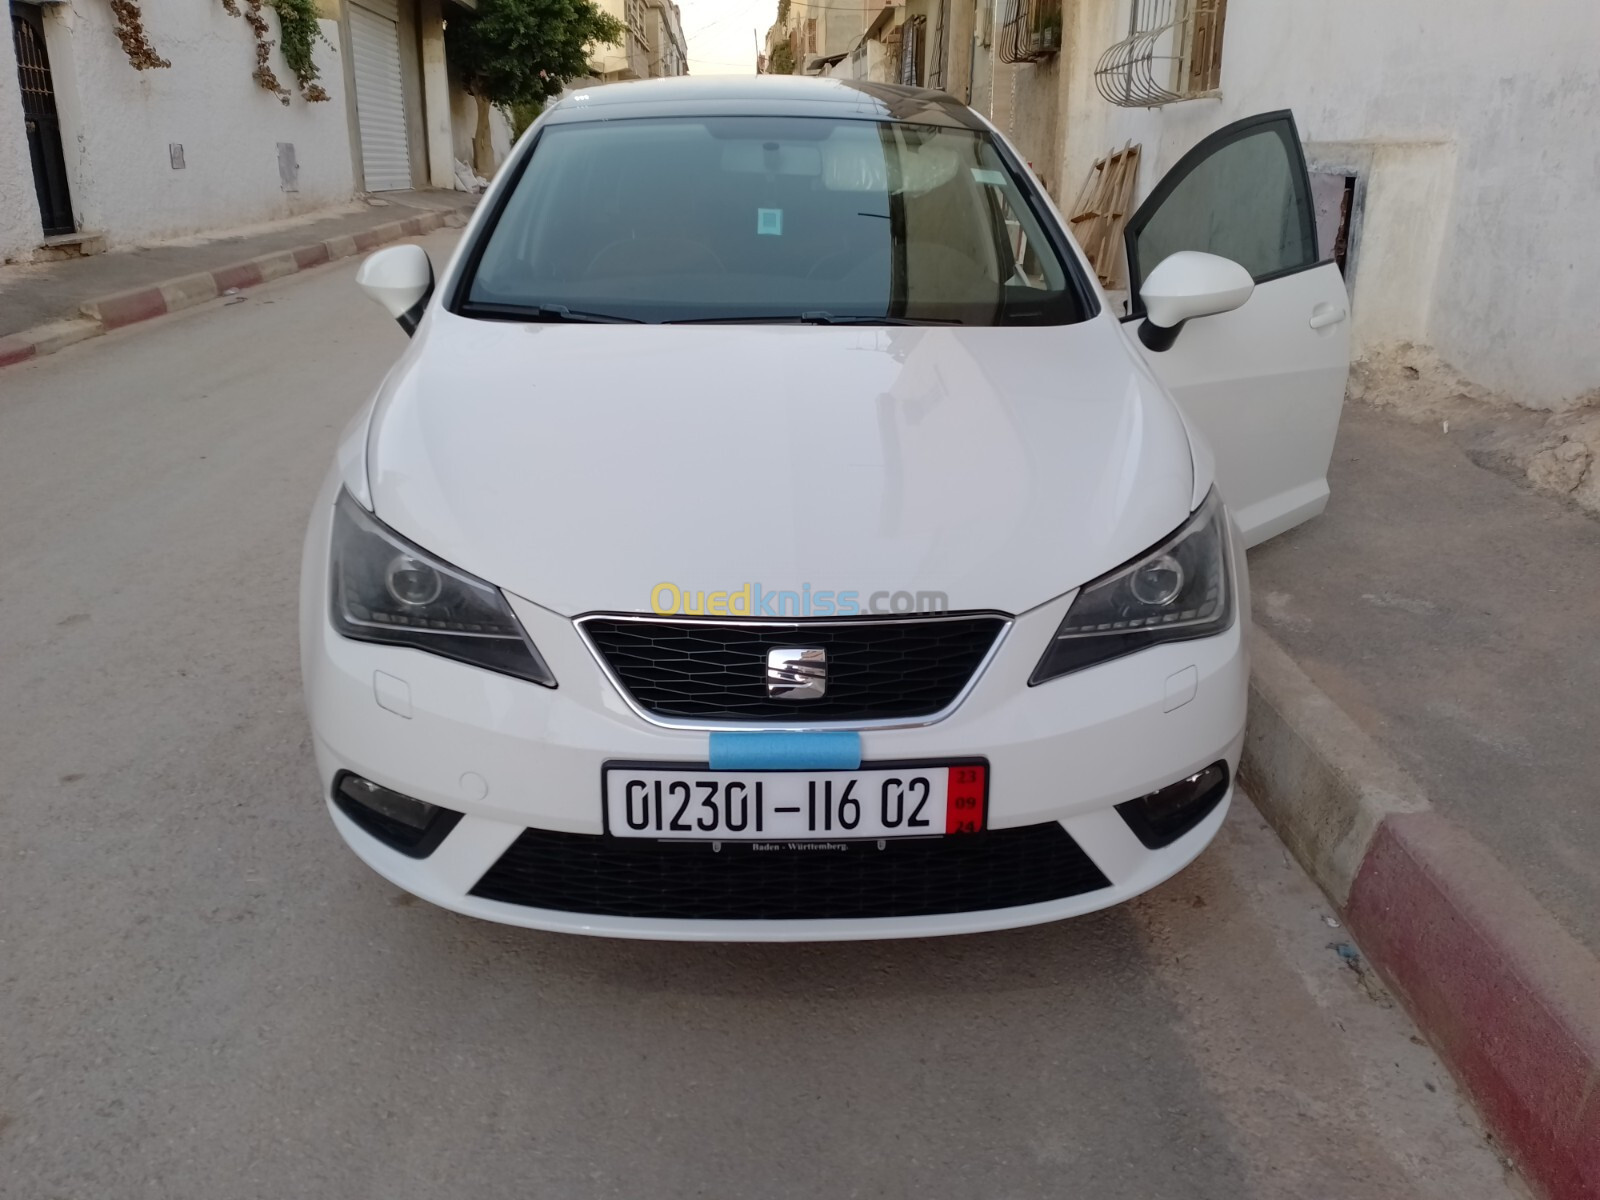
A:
[460,115,1086,326]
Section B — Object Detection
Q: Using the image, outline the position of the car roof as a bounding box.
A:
[543,76,989,131]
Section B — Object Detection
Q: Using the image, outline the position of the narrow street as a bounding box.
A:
[0,232,1524,1199]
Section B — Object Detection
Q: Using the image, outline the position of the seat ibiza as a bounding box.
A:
[301,78,1349,940]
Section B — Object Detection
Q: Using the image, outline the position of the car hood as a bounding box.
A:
[366,313,1195,618]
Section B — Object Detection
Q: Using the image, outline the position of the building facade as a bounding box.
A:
[762,0,874,78]
[781,0,1600,412]
[646,0,687,78]
[588,0,687,81]
[2,0,508,264]
[1048,0,1599,410]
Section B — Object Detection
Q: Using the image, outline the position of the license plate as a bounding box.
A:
[603,762,987,841]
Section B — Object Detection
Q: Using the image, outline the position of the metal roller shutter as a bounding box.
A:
[350,0,411,191]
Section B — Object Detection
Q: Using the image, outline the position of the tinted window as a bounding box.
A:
[1131,125,1317,294]
[462,116,1086,325]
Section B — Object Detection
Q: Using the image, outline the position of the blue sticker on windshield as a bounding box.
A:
[757,208,783,236]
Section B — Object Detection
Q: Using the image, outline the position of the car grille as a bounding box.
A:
[469,824,1111,920]
[578,614,1008,722]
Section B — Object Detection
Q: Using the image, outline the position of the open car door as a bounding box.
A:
[1124,111,1349,547]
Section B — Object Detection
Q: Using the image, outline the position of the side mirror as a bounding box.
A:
[356,244,434,336]
[1136,251,1255,352]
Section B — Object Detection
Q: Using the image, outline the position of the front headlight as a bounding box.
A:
[329,489,556,687]
[1031,487,1233,684]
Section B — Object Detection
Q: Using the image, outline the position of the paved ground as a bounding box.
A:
[1250,404,1600,958]
[0,237,1526,1199]
[0,189,474,338]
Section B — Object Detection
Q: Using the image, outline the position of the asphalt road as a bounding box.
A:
[0,232,1526,1200]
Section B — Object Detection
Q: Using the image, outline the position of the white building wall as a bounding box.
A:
[5,0,354,254]
[0,16,41,260]
[1059,0,1600,410]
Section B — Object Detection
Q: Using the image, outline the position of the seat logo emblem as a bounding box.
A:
[766,648,827,700]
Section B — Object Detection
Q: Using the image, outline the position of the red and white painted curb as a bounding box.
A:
[0,209,465,370]
[1243,631,1600,1200]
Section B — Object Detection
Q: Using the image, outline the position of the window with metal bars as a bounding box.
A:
[898,15,925,86]
[1094,0,1227,106]
[998,0,1062,65]
[882,26,902,82]
[927,0,950,90]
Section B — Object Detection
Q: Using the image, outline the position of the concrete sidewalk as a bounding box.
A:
[1249,402,1600,957]
[1242,401,1600,1199]
[0,190,474,345]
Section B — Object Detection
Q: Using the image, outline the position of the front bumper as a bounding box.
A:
[301,479,1249,941]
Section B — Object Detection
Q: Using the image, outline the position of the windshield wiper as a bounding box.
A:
[525,304,642,324]
[464,302,642,324]
[799,312,962,326]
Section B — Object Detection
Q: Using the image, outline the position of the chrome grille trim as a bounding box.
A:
[574,611,1014,732]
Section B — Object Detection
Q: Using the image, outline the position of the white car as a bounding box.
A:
[301,78,1348,941]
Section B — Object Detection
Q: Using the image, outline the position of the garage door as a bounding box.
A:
[350,0,411,191]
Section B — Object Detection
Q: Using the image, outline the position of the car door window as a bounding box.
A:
[1125,112,1318,310]
[1124,110,1349,548]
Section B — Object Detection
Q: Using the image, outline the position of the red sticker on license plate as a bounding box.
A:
[945,764,986,834]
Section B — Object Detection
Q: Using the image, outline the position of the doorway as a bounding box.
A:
[348,0,412,191]
[11,3,74,236]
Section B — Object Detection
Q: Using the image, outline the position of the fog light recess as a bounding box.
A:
[333,772,464,858]
[1115,762,1230,849]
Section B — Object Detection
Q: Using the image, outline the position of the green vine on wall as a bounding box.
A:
[269,0,332,101]
[220,0,331,103]
[109,0,326,97]
[108,0,171,69]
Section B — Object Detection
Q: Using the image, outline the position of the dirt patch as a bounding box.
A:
[1348,344,1600,518]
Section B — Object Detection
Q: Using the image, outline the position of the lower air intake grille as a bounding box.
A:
[469,824,1111,920]
[578,614,1008,722]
